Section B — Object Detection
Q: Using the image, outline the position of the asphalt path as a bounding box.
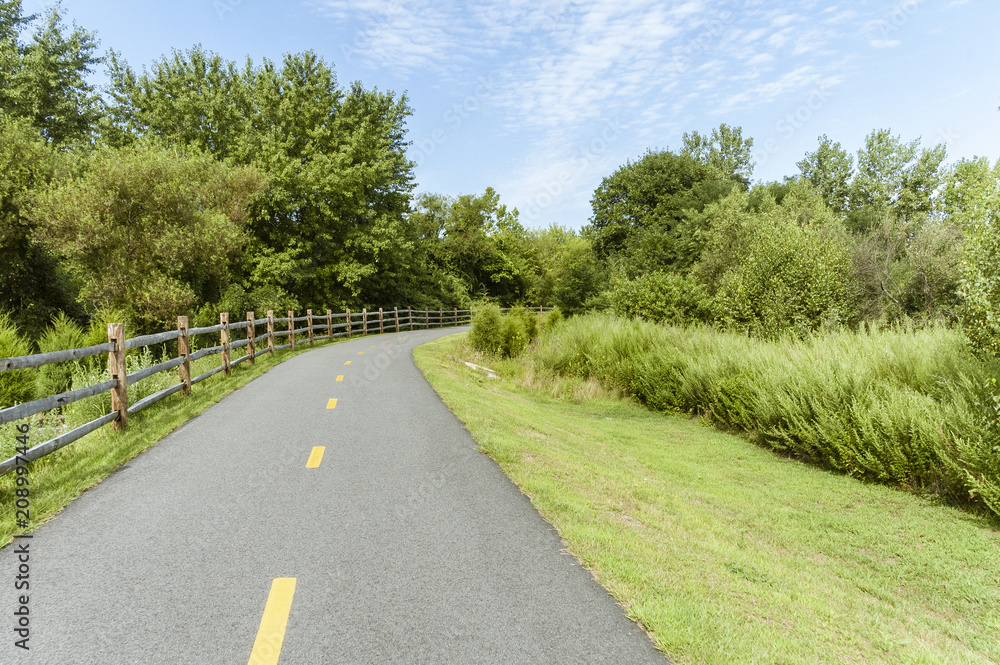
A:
[1,328,669,664]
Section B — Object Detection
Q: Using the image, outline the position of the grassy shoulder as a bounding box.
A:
[0,340,324,548]
[416,333,1000,665]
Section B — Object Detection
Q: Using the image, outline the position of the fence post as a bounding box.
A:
[346,307,352,337]
[266,310,275,356]
[438,308,442,328]
[379,307,384,334]
[246,311,256,366]
[287,310,295,350]
[409,307,414,331]
[178,316,191,394]
[424,307,429,329]
[454,307,458,326]
[307,309,314,346]
[220,312,231,377]
[326,309,332,340]
[394,307,398,332]
[108,323,127,431]
[363,308,368,336]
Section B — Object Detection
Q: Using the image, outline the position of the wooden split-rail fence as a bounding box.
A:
[0,305,547,477]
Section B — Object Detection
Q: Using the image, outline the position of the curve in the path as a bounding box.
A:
[1,328,669,665]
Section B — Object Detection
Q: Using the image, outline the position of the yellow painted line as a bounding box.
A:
[357,351,363,355]
[306,446,325,468]
[336,375,344,382]
[370,345,375,348]
[247,577,296,665]
[326,398,337,409]
[344,360,351,365]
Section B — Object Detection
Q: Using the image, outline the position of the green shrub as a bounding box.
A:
[500,315,529,358]
[36,313,87,398]
[528,313,1000,518]
[543,307,563,330]
[0,311,34,408]
[469,304,504,355]
[610,271,714,325]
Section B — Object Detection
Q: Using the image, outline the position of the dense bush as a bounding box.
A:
[0,311,34,407]
[530,313,1000,518]
[469,305,504,356]
[469,305,543,358]
[36,313,87,397]
[609,271,713,325]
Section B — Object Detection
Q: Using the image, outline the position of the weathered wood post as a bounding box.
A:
[425,308,429,329]
[379,307,384,334]
[287,310,295,350]
[438,308,443,328]
[394,307,399,332]
[307,309,314,346]
[363,308,368,335]
[108,323,127,431]
[346,307,352,337]
[409,307,414,331]
[454,307,458,326]
[178,316,191,394]
[326,309,332,341]
[220,312,231,377]
[246,311,256,366]
[266,310,275,356]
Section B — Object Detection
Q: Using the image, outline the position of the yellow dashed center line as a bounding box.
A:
[306,446,325,468]
[247,578,296,665]
[326,398,337,409]
[369,345,375,348]
[344,360,351,365]
[336,375,344,382]
[357,351,363,355]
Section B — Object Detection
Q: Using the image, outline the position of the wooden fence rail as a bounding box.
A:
[0,304,538,477]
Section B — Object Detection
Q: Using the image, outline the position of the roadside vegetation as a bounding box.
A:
[417,333,1000,665]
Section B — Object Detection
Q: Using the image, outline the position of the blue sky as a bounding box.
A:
[27,0,1000,229]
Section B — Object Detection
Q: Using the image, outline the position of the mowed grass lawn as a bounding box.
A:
[416,334,1000,665]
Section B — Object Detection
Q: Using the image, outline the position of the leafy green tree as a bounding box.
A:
[695,182,858,337]
[681,123,755,184]
[525,225,605,314]
[0,115,79,338]
[797,134,854,213]
[848,129,946,230]
[32,143,267,330]
[940,156,1000,227]
[0,309,33,407]
[589,149,735,263]
[609,271,713,325]
[411,188,530,305]
[958,208,1000,358]
[1,2,101,144]
[104,47,417,310]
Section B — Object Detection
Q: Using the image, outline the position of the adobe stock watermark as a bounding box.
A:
[870,0,925,45]
[410,75,500,165]
[522,117,625,221]
[213,0,245,21]
[339,1,409,63]
[754,83,835,167]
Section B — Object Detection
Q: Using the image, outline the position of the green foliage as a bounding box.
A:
[958,209,1000,358]
[469,304,504,356]
[411,188,530,305]
[797,134,853,213]
[500,314,529,358]
[680,123,755,185]
[610,271,713,326]
[589,149,736,263]
[32,142,267,331]
[0,309,33,407]
[529,314,1000,518]
[695,184,858,337]
[36,312,86,397]
[0,115,80,339]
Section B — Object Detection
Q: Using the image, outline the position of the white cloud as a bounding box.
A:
[870,38,901,48]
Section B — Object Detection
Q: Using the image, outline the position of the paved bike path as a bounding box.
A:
[1,328,668,664]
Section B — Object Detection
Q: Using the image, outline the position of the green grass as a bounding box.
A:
[416,333,1000,665]
[0,334,328,548]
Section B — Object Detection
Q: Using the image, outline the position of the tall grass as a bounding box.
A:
[528,314,1000,518]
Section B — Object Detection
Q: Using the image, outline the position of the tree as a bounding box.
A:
[694,182,858,337]
[797,135,854,213]
[104,47,417,310]
[410,188,531,305]
[681,123,755,184]
[1,3,101,144]
[32,143,267,330]
[0,115,79,338]
[589,149,735,263]
[848,129,947,230]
